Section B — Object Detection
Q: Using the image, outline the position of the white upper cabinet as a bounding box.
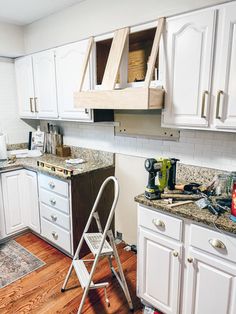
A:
[15,56,36,118]
[56,40,92,120]
[213,2,236,130]
[33,50,58,118]
[162,9,216,127]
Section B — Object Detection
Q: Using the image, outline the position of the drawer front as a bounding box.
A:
[138,205,182,241]
[40,203,70,231]
[41,218,71,253]
[39,188,69,214]
[190,224,236,263]
[38,173,69,197]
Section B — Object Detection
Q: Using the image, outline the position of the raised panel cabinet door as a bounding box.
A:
[1,170,26,234]
[33,50,58,118]
[56,40,93,121]
[15,56,36,118]
[214,2,236,129]
[23,170,40,234]
[138,227,182,314]
[184,247,236,314]
[162,9,216,127]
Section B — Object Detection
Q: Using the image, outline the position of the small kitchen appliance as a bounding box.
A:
[0,133,7,160]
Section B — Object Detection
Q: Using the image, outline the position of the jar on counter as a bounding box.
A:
[215,173,231,196]
[230,174,236,222]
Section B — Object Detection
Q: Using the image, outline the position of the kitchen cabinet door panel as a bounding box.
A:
[23,170,40,234]
[138,227,182,314]
[162,9,216,127]
[185,247,236,314]
[1,170,26,234]
[33,50,58,118]
[56,40,92,121]
[214,3,236,129]
[15,56,36,118]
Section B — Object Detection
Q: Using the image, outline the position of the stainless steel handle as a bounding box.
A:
[52,231,58,240]
[51,214,57,221]
[34,97,38,113]
[187,257,193,263]
[49,182,55,189]
[173,251,179,257]
[215,90,224,119]
[152,218,165,228]
[30,98,34,112]
[209,238,226,250]
[50,199,56,206]
[201,90,208,118]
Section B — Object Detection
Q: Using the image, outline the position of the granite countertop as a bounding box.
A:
[135,193,236,235]
[0,149,114,180]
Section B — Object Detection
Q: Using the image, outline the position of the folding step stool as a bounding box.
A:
[61,176,134,313]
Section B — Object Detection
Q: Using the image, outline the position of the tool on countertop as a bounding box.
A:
[144,158,179,200]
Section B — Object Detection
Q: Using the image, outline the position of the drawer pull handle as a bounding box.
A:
[187,257,193,263]
[52,231,58,240]
[51,214,57,221]
[152,218,165,228]
[49,182,55,189]
[50,199,56,206]
[209,239,226,250]
[173,251,178,257]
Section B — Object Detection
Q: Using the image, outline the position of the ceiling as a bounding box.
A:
[0,0,85,25]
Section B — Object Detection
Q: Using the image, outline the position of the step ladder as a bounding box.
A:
[61,176,134,314]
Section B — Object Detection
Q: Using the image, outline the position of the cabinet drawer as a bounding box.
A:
[41,218,71,253]
[190,224,236,263]
[38,173,69,197]
[39,188,69,214]
[40,203,70,231]
[138,205,182,241]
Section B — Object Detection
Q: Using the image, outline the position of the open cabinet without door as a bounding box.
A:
[74,18,165,110]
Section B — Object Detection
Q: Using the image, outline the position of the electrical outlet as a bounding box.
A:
[116,231,122,240]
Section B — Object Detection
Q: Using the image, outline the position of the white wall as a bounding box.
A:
[23,0,229,53]
[0,59,36,144]
[0,22,24,57]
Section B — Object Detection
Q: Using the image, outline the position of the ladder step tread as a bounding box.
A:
[84,233,113,256]
[73,260,94,289]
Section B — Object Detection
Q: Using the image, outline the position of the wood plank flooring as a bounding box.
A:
[0,233,143,314]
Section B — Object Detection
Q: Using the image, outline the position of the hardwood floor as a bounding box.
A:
[0,233,143,314]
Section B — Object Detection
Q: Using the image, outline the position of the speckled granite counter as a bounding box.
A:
[135,194,236,235]
[0,147,114,180]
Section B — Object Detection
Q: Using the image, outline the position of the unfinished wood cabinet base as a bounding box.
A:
[74,87,164,110]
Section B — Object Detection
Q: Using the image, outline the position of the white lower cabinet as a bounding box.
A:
[185,247,236,314]
[137,204,236,314]
[1,170,27,234]
[138,227,182,314]
[23,170,40,234]
[1,169,40,235]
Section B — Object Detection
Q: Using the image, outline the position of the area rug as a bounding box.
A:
[0,240,45,288]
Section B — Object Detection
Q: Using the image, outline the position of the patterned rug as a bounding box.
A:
[0,240,45,288]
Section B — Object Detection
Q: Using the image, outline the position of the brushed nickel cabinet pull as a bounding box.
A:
[30,98,34,112]
[173,251,179,257]
[152,218,165,228]
[50,199,56,206]
[52,231,58,240]
[34,97,38,113]
[209,238,226,250]
[216,90,224,119]
[187,257,193,263]
[51,214,57,221]
[201,90,208,118]
[49,182,55,189]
